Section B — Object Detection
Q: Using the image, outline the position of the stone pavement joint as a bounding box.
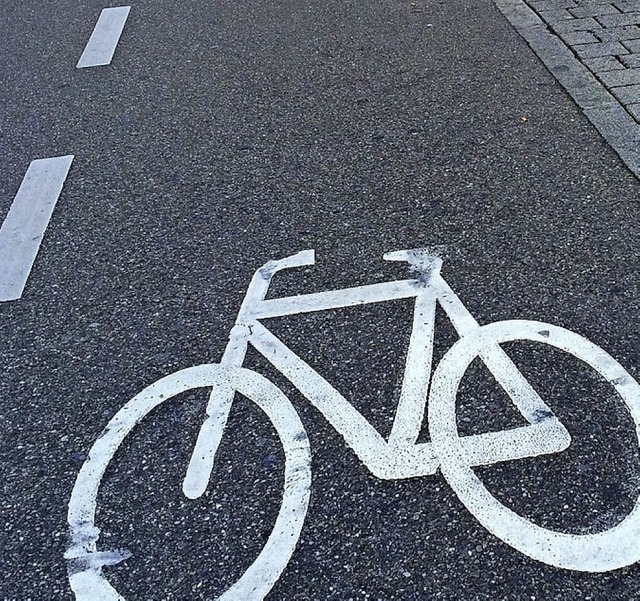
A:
[560,30,600,43]
[617,0,640,10]
[582,55,626,69]
[611,82,640,102]
[552,17,601,31]
[573,40,630,57]
[493,0,640,178]
[539,0,640,113]
[595,25,640,42]
[598,12,640,27]
[623,53,640,65]
[600,67,640,85]
[522,0,640,122]
[570,4,620,18]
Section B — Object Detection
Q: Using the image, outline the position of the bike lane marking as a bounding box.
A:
[65,249,640,599]
[0,155,74,302]
[77,6,131,68]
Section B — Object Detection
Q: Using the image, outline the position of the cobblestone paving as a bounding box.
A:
[525,0,640,121]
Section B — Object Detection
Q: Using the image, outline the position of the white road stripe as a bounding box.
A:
[77,6,131,68]
[0,155,74,302]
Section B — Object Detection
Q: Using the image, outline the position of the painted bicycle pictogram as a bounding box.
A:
[66,249,640,599]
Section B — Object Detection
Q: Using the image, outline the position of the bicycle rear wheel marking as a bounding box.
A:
[66,364,311,600]
[429,320,640,572]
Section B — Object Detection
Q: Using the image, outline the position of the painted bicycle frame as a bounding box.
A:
[183,248,570,498]
[66,248,640,601]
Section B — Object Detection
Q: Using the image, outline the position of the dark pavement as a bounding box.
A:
[1,0,639,598]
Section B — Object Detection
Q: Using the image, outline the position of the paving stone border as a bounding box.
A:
[493,0,640,178]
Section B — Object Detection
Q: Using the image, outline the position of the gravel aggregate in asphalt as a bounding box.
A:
[1,0,639,598]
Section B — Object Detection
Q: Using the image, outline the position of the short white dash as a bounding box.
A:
[77,6,131,68]
[0,155,74,302]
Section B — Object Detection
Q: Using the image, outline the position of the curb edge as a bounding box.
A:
[492,0,640,180]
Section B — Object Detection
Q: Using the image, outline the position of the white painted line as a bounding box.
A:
[77,6,131,68]
[429,320,640,572]
[67,365,311,601]
[66,249,640,598]
[0,155,74,302]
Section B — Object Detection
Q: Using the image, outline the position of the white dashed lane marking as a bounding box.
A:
[77,6,131,68]
[0,155,74,302]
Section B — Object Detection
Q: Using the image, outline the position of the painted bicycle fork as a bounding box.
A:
[183,249,570,499]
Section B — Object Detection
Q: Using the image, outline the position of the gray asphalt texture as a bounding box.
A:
[1,0,639,599]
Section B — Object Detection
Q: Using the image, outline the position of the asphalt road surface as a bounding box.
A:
[1,0,640,599]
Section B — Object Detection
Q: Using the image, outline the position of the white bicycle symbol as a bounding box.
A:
[66,249,640,599]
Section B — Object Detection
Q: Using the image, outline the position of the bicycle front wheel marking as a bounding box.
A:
[66,364,312,600]
[428,320,640,572]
